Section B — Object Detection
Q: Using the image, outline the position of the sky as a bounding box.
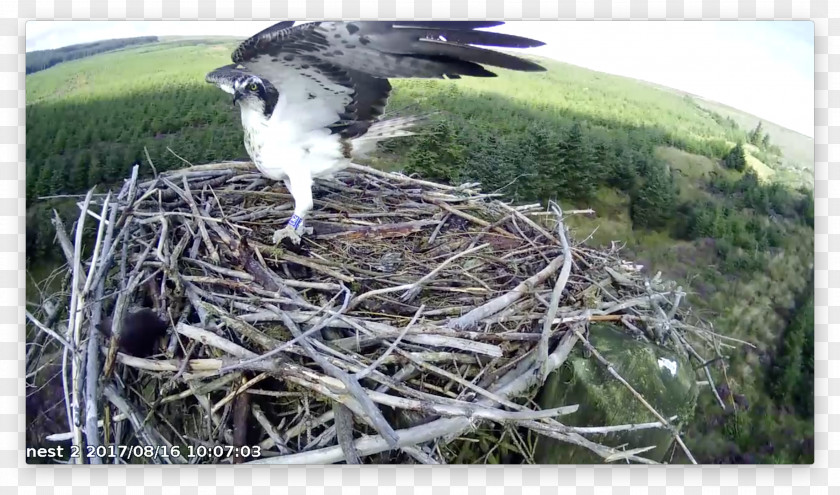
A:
[26,20,814,137]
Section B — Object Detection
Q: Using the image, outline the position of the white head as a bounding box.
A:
[206,66,279,118]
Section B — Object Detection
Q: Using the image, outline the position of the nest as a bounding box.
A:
[26,161,730,465]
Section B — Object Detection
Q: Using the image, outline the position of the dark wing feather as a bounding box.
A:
[230,21,546,137]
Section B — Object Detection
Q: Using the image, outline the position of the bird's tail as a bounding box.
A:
[350,114,432,157]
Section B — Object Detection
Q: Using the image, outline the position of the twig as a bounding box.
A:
[537,203,573,379]
[355,305,425,380]
[83,192,113,464]
[65,189,95,462]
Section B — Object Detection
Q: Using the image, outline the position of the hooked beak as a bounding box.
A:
[232,91,242,106]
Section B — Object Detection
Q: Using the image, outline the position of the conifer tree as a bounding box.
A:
[87,155,103,186]
[556,122,596,201]
[749,121,764,146]
[761,133,771,150]
[723,142,747,172]
[630,164,676,229]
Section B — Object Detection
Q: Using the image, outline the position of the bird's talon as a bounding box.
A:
[272,226,302,245]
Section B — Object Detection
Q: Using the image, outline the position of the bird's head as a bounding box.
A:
[206,66,279,117]
[232,76,280,117]
[233,76,267,107]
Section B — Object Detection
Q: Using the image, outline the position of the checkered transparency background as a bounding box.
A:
[3,0,834,492]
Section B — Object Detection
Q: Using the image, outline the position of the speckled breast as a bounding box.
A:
[243,127,263,165]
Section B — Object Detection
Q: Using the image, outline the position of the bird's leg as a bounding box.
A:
[273,174,314,246]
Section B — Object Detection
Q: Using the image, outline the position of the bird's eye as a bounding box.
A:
[249,83,258,91]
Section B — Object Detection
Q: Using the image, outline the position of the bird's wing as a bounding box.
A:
[229,21,546,138]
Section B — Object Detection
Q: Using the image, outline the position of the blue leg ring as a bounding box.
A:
[288,214,303,229]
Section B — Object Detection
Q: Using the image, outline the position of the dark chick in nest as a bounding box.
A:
[97,308,169,358]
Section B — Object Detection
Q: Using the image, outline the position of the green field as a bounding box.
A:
[25,39,814,463]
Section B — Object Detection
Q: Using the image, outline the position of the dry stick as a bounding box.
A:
[365,389,579,422]
[219,288,353,373]
[211,373,270,415]
[427,213,450,244]
[397,349,524,411]
[495,200,561,245]
[570,327,698,465]
[433,200,512,238]
[50,212,78,273]
[101,383,187,465]
[348,243,489,309]
[232,376,251,464]
[83,192,115,464]
[159,176,220,264]
[355,304,425,380]
[447,239,569,330]
[25,311,74,351]
[252,403,293,454]
[255,243,355,283]
[400,244,491,303]
[273,310,400,449]
[674,321,757,349]
[63,189,94,462]
[45,413,131,442]
[347,163,479,194]
[175,323,258,360]
[333,403,361,464]
[247,329,651,465]
[160,373,239,404]
[537,203,573,380]
[170,324,395,450]
[402,445,440,464]
[563,415,679,435]
[674,331,727,410]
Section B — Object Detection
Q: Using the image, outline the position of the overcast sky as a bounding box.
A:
[26,20,814,137]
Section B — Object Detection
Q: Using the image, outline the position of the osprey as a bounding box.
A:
[206,21,546,245]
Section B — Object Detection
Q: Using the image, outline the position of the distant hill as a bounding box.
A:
[25,36,159,74]
[692,97,814,188]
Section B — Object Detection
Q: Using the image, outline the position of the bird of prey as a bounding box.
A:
[206,21,546,245]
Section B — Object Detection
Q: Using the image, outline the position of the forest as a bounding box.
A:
[26,36,158,74]
[25,39,815,463]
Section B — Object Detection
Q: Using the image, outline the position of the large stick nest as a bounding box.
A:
[26,161,728,465]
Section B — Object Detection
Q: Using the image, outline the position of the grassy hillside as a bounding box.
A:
[25,36,159,74]
[694,97,814,188]
[25,39,814,463]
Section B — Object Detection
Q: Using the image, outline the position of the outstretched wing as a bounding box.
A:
[230,21,546,137]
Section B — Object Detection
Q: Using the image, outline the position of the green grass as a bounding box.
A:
[25,38,814,464]
[744,152,777,181]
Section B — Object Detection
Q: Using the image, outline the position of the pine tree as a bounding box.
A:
[47,157,68,195]
[556,122,596,201]
[69,152,88,191]
[749,121,764,146]
[592,141,613,182]
[87,155,103,187]
[606,148,638,190]
[531,128,559,201]
[723,142,747,172]
[761,133,771,150]
[53,129,68,152]
[630,164,676,229]
[405,120,464,183]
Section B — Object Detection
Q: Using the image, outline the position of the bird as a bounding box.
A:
[97,308,169,358]
[206,21,546,245]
